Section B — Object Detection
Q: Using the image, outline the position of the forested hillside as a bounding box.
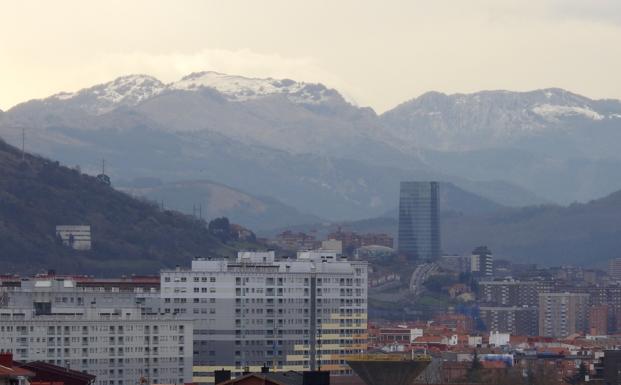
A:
[0,138,251,275]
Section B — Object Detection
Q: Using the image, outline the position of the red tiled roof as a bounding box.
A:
[0,365,35,378]
[481,361,507,369]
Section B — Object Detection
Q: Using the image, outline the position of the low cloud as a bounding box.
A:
[546,0,621,25]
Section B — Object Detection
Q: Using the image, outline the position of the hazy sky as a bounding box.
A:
[1,0,621,112]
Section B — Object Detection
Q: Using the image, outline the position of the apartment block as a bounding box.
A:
[538,292,590,338]
[55,225,92,250]
[479,279,553,307]
[160,251,368,384]
[0,277,193,385]
[479,306,538,336]
[588,304,609,335]
[470,246,493,278]
[609,258,621,281]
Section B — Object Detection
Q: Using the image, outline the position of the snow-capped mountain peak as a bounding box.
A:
[379,88,621,152]
[42,72,341,115]
[49,74,166,114]
[169,71,334,104]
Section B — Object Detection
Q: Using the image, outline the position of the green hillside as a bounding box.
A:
[0,138,253,275]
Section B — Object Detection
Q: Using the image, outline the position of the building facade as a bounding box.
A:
[0,276,193,385]
[588,304,609,335]
[160,251,368,384]
[479,306,538,336]
[55,225,92,250]
[608,259,621,281]
[470,246,493,278]
[479,279,553,307]
[538,292,590,338]
[397,181,441,261]
[0,278,193,385]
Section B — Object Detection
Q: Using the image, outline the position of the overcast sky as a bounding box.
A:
[1,0,621,112]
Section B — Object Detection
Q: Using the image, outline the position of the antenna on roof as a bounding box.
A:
[102,159,105,175]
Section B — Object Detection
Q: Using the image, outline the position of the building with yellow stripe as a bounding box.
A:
[161,251,367,384]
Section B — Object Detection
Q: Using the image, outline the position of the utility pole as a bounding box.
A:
[21,127,25,160]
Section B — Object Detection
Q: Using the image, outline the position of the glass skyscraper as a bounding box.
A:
[398,181,441,261]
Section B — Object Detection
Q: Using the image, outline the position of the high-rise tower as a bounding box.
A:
[398,181,441,261]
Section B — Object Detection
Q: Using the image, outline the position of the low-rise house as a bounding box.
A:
[0,353,34,385]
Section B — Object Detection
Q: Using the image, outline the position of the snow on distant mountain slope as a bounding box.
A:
[48,75,165,114]
[380,88,621,152]
[40,72,343,116]
[531,104,605,121]
[169,71,338,104]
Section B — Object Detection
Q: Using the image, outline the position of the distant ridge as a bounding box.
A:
[2,71,620,224]
[287,190,621,267]
[0,138,252,275]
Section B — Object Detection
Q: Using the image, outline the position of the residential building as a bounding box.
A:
[160,251,368,384]
[489,331,510,347]
[55,225,91,250]
[603,350,621,385]
[397,181,440,261]
[479,306,538,336]
[0,277,193,385]
[321,239,343,255]
[470,246,493,278]
[271,231,319,251]
[0,308,193,385]
[589,305,609,335]
[609,258,621,281]
[479,279,553,307]
[326,229,393,253]
[438,255,471,274]
[0,353,34,385]
[538,292,590,338]
[17,360,96,385]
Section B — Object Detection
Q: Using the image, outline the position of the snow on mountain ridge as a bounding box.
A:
[378,88,621,152]
[45,72,338,115]
[532,104,605,121]
[50,74,166,114]
[169,71,333,104]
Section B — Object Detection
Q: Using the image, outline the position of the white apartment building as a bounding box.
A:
[55,225,92,250]
[0,277,193,385]
[160,251,368,384]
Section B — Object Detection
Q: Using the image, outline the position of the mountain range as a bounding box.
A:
[1,72,620,229]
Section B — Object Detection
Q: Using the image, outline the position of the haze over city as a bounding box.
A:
[2,2,621,385]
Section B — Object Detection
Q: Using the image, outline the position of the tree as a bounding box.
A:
[467,350,484,383]
[565,362,588,385]
[208,217,232,242]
